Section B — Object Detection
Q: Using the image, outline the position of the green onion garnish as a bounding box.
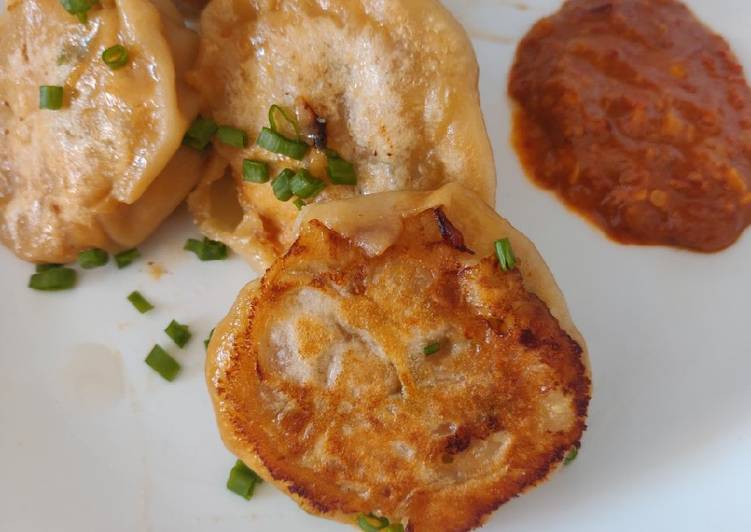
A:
[271,169,294,201]
[268,104,300,138]
[28,267,77,291]
[293,198,306,210]
[114,248,140,269]
[563,447,578,465]
[217,125,247,148]
[204,328,215,350]
[327,153,357,185]
[227,460,262,500]
[385,526,404,532]
[183,116,218,151]
[165,319,191,348]
[423,342,441,356]
[184,237,229,261]
[145,345,180,382]
[256,127,309,160]
[290,169,325,199]
[59,0,96,23]
[242,159,269,183]
[35,263,62,273]
[101,44,129,69]
[357,514,391,532]
[39,86,64,110]
[127,291,154,314]
[494,238,516,272]
[78,248,108,269]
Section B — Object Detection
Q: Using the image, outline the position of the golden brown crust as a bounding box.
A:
[207,186,590,531]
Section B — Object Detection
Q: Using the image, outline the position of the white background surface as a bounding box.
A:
[1,1,750,531]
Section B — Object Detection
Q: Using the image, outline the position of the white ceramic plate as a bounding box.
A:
[1,1,750,531]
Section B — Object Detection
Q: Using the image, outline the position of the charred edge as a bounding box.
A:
[287,481,334,514]
[444,428,472,455]
[434,208,474,254]
[588,3,613,15]
[519,328,538,348]
[312,117,327,150]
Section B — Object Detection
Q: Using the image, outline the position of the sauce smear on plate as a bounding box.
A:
[509,0,751,252]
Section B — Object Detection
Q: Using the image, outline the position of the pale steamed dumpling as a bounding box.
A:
[0,0,202,263]
[187,0,497,270]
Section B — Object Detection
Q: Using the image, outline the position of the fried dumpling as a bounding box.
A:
[207,183,590,531]
[0,0,201,263]
[187,0,496,270]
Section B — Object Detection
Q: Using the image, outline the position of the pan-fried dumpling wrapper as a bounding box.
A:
[187,0,496,270]
[296,182,588,357]
[0,0,201,263]
[207,183,590,530]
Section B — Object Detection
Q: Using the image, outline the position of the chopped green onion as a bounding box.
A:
[28,267,77,291]
[494,238,516,272]
[204,328,215,350]
[256,127,309,160]
[217,125,247,148]
[242,159,269,183]
[385,526,404,532]
[165,319,191,348]
[145,345,180,382]
[78,248,108,269]
[268,104,300,139]
[183,116,218,151]
[227,460,262,500]
[293,198,306,210]
[357,514,390,531]
[290,169,325,199]
[114,248,140,269]
[59,0,96,23]
[271,169,294,201]
[184,237,229,261]
[327,153,357,185]
[127,291,154,314]
[563,447,578,465]
[39,86,64,110]
[35,263,62,273]
[423,342,441,356]
[101,44,129,70]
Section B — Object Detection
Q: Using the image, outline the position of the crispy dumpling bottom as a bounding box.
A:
[207,184,590,531]
[187,0,496,271]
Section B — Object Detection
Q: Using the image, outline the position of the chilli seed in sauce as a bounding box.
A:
[509,0,751,252]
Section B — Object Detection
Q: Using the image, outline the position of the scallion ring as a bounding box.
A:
[165,319,191,348]
[59,0,96,23]
[102,44,129,70]
[144,345,180,382]
[242,159,269,183]
[217,125,248,148]
[268,104,300,139]
[114,248,140,269]
[290,169,325,199]
[39,86,64,110]
[127,291,154,314]
[256,127,309,160]
[78,248,108,269]
[423,342,441,356]
[494,238,516,272]
[357,513,390,532]
[327,152,357,185]
[28,267,77,291]
[271,169,295,201]
[227,460,262,500]
[183,116,218,151]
